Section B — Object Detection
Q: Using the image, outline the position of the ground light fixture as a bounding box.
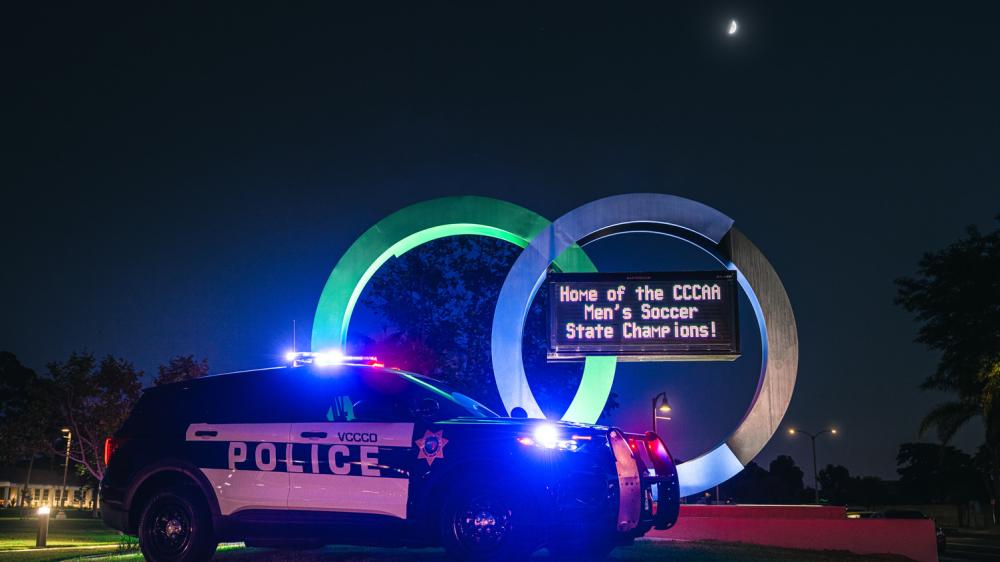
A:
[787,427,839,503]
[36,506,50,548]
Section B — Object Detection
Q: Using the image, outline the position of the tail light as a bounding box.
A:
[643,431,676,476]
[104,437,120,466]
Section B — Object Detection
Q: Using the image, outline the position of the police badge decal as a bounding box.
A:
[415,430,448,465]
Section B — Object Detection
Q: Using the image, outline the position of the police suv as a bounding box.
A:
[101,353,679,561]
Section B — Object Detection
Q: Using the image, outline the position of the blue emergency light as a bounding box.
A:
[285,351,381,367]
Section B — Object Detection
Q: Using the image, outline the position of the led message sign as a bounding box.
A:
[548,271,739,361]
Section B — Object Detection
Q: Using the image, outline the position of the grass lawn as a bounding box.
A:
[0,517,911,561]
[0,545,121,562]
[68,540,909,562]
[0,516,122,552]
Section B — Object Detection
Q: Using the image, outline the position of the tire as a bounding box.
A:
[439,480,537,562]
[138,486,217,562]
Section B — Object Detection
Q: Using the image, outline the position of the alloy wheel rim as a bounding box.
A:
[453,495,513,551]
[149,501,192,555]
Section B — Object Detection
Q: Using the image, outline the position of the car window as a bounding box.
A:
[326,394,356,421]
[282,365,500,422]
[211,371,304,423]
[398,373,499,418]
[329,379,412,422]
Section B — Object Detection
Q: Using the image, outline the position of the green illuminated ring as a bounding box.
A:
[311,196,617,420]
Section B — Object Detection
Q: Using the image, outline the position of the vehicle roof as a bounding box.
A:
[144,363,443,392]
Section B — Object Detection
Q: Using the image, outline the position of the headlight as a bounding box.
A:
[534,423,559,448]
[517,423,580,451]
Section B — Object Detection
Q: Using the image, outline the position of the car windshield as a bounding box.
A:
[399,372,500,418]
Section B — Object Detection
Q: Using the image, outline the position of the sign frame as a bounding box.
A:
[547,270,740,362]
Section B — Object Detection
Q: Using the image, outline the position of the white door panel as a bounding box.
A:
[186,422,415,517]
[287,422,414,516]
[200,468,289,516]
[186,423,290,443]
[288,473,409,518]
[288,422,414,447]
[186,423,291,513]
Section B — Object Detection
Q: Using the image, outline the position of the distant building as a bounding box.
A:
[0,466,98,509]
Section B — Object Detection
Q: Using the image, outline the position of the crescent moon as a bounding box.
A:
[728,20,739,35]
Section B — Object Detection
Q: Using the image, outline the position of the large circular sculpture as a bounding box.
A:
[312,194,798,497]
[311,196,618,407]
[490,194,798,496]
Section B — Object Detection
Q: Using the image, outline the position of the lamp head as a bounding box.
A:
[654,392,671,412]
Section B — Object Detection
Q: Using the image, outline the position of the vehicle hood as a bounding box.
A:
[434,417,612,437]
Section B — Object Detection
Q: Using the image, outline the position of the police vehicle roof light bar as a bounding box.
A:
[285,351,380,367]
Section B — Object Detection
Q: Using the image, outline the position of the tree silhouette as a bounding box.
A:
[818,464,852,505]
[358,236,611,418]
[769,455,805,503]
[818,464,892,506]
[43,352,142,480]
[897,442,986,504]
[155,355,209,386]
[895,214,1000,502]
[0,352,54,505]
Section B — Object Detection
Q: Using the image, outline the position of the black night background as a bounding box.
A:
[2,0,998,494]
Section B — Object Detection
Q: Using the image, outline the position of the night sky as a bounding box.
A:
[3,3,999,481]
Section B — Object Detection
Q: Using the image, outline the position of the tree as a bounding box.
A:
[155,355,209,386]
[818,464,852,505]
[0,352,47,464]
[769,455,806,503]
[359,236,614,418]
[0,352,54,505]
[44,352,142,481]
[896,442,986,504]
[852,476,892,507]
[721,461,772,503]
[895,215,1000,487]
[818,464,892,506]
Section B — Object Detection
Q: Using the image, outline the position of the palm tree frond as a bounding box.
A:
[919,401,980,444]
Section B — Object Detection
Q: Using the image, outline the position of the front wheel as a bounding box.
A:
[138,486,217,562]
[440,481,536,561]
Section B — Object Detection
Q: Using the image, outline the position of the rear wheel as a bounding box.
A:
[440,481,536,561]
[138,486,217,562]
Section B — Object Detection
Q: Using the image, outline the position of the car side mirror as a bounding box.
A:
[510,407,527,419]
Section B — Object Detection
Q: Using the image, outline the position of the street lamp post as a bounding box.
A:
[59,429,72,509]
[787,427,838,503]
[651,392,671,434]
